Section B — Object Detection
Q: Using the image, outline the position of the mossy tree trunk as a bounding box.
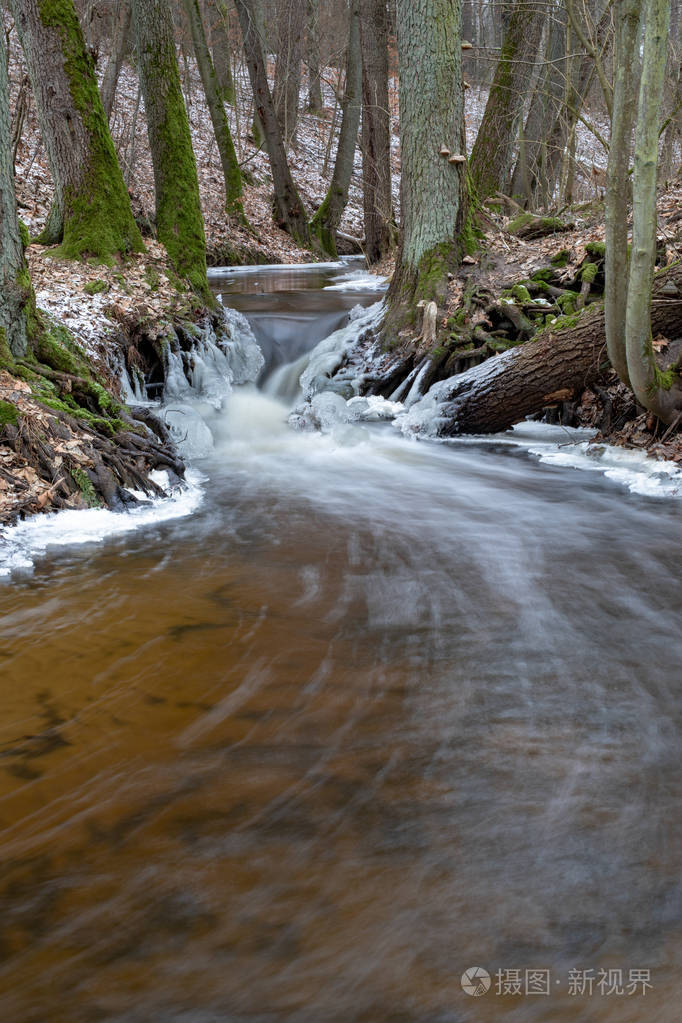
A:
[359,0,394,264]
[605,0,641,388]
[100,0,132,121]
[0,32,30,358]
[273,0,305,144]
[386,0,468,330]
[182,0,244,218]
[469,0,544,200]
[235,0,313,248]
[623,0,682,421]
[9,0,143,262]
[132,0,210,302]
[310,0,361,257]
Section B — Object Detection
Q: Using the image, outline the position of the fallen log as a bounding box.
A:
[403,264,682,436]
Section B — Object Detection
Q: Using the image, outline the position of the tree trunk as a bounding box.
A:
[0,32,29,358]
[310,0,361,257]
[9,0,142,262]
[100,0,132,121]
[510,3,567,206]
[605,0,641,388]
[234,0,313,247]
[210,0,236,104]
[625,0,682,422]
[386,0,467,326]
[405,264,682,436]
[273,0,305,143]
[305,0,323,113]
[132,0,209,301]
[469,0,545,200]
[359,0,393,264]
[543,2,612,204]
[182,0,244,216]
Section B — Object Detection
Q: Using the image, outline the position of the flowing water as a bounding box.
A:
[0,263,680,1022]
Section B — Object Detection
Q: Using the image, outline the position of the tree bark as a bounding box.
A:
[182,0,244,216]
[469,0,545,200]
[510,3,567,206]
[100,0,132,122]
[605,0,641,388]
[359,0,393,264]
[209,0,236,104]
[132,0,209,301]
[387,0,467,325]
[625,0,682,422]
[234,0,312,247]
[0,32,29,358]
[405,265,682,436]
[309,0,361,257]
[273,0,305,143]
[305,0,323,113]
[9,0,142,261]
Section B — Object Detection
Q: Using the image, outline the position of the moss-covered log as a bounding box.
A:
[403,263,682,436]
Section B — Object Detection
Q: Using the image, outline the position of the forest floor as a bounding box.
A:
[2,33,681,525]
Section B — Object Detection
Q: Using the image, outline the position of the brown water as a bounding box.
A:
[0,266,680,1022]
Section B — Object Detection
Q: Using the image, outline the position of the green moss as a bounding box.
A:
[18,219,31,250]
[510,284,532,304]
[581,262,598,285]
[585,241,606,259]
[506,214,566,236]
[0,399,19,428]
[144,267,160,291]
[143,34,211,303]
[548,310,582,331]
[37,0,143,262]
[84,278,108,295]
[0,327,15,372]
[530,268,555,283]
[653,363,679,391]
[557,291,578,314]
[550,249,570,267]
[70,466,101,507]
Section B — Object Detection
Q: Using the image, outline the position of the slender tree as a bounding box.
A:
[310,0,361,256]
[182,0,244,217]
[132,0,210,301]
[469,0,545,200]
[0,32,30,358]
[386,0,468,326]
[623,0,682,421]
[100,0,132,121]
[210,0,236,104]
[9,0,143,261]
[273,0,306,143]
[235,0,313,246]
[605,0,641,387]
[305,0,323,113]
[359,0,394,263]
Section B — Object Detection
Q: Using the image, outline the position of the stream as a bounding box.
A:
[0,261,680,1022]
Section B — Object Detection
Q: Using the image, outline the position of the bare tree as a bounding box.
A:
[235,0,313,246]
[359,0,394,263]
[273,0,305,142]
